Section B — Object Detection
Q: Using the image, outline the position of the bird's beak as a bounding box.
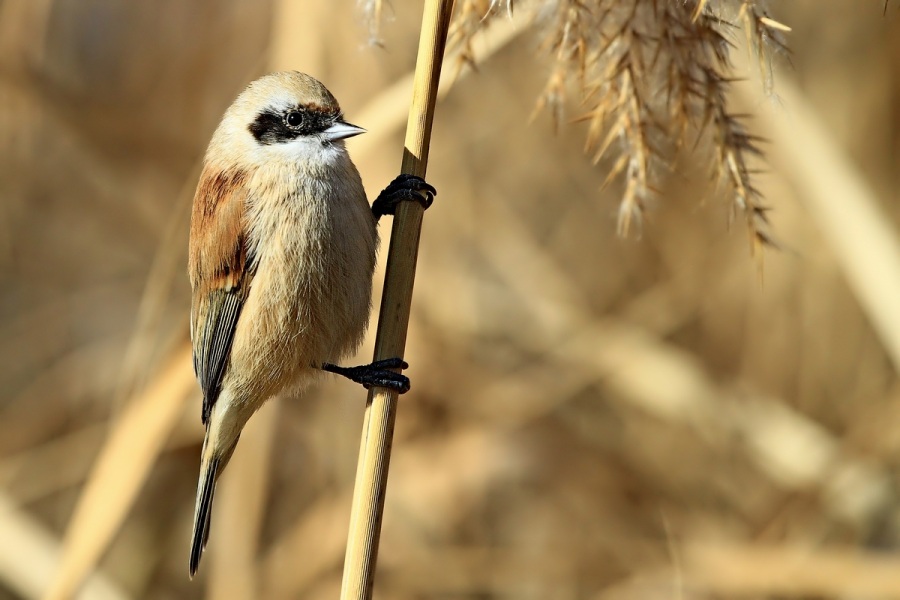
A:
[323,121,366,141]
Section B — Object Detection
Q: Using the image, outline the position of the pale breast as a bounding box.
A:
[223,157,377,403]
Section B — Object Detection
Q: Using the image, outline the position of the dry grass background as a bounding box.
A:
[2,0,900,598]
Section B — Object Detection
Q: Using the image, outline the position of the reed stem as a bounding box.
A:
[339,1,456,599]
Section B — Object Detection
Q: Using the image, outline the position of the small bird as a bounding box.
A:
[187,71,434,577]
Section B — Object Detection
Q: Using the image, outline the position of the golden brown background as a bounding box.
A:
[2,0,900,598]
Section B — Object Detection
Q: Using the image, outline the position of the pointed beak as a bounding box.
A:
[323,120,366,141]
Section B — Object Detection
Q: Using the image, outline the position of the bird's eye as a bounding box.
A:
[286,111,304,128]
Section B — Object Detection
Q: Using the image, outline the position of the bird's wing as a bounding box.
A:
[188,166,256,425]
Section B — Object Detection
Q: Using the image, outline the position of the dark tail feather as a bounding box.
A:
[189,455,219,578]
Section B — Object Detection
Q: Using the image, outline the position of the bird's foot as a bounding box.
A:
[322,358,411,394]
[371,174,436,221]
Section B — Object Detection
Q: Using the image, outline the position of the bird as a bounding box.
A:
[186,71,435,577]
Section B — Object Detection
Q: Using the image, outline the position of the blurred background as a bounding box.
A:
[2,0,900,598]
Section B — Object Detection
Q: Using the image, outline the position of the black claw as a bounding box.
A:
[372,174,436,221]
[322,358,411,394]
[368,357,409,370]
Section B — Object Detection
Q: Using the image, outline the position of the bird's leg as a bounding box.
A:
[322,358,411,394]
[371,174,437,222]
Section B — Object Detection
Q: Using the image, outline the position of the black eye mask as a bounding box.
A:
[248,107,337,145]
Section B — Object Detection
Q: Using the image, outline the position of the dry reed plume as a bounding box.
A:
[442,0,788,245]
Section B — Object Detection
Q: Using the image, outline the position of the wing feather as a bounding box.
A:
[188,166,255,424]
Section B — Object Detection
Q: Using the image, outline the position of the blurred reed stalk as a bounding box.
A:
[340,1,456,598]
[44,349,196,600]
[738,53,900,372]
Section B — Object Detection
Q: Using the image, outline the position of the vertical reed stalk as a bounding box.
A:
[339,1,455,598]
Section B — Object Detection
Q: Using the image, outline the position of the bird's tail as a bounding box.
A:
[189,442,219,578]
[189,430,240,578]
